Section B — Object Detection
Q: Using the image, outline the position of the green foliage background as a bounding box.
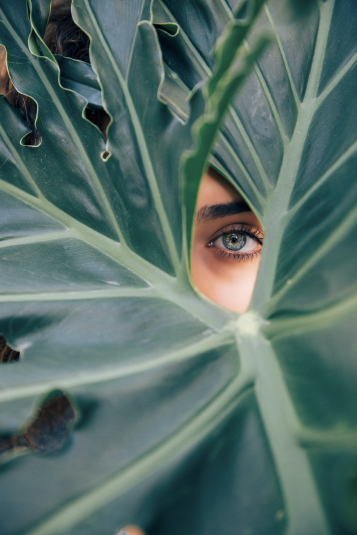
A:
[0,0,356,534]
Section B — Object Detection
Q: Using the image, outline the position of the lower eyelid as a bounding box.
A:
[214,248,262,262]
[210,242,262,258]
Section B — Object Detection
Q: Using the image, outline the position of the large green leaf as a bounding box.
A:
[0,1,356,534]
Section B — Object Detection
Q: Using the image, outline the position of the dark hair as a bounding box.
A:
[0,0,102,451]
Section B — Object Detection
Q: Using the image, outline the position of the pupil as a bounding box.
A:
[223,233,246,251]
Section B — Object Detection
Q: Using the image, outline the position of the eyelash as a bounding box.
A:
[207,223,263,262]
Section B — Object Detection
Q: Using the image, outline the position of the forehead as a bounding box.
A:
[197,168,242,208]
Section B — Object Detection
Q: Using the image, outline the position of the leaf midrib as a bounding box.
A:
[235,328,330,535]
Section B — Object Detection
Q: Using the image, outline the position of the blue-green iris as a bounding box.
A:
[222,232,246,251]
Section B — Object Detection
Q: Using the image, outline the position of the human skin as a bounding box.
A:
[191,167,263,313]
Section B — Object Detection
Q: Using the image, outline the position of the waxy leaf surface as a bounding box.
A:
[0,1,356,534]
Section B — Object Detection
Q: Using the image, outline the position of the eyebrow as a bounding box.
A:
[196,200,251,222]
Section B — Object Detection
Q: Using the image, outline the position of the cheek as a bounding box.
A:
[191,246,260,313]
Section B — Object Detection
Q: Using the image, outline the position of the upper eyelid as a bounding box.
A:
[209,223,263,243]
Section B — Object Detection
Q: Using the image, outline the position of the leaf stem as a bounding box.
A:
[234,325,330,535]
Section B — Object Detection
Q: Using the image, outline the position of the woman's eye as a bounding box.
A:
[208,228,262,256]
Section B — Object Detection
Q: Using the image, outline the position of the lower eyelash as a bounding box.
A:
[214,249,262,262]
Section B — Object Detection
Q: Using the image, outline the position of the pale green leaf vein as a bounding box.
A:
[234,330,330,535]
[297,427,357,448]
[82,0,180,272]
[23,367,252,535]
[316,50,357,106]
[0,179,228,330]
[267,201,357,311]
[265,290,357,340]
[217,130,265,211]
[244,40,289,148]
[0,179,164,285]
[0,287,152,303]
[0,121,43,199]
[218,0,234,20]
[289,137,357,217]
[251,0,336,309]
[0,8,124,243]
[264,5,301,108]
[157,0,271,191]
[0,332,233,404]
[0,230,71,249]
[304,0,335,101]
[227,105,271,191]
